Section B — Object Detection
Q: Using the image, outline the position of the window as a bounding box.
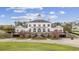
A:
[38,28,41,32]
[29,29,31,32]
[38,24,41,27]
[29,24,31,27]
[43,28,45,32]
[33,28,36,32]
[34,24,36,27]
[48,29,50,32]
[43,24,45,27]
[48,24,50,27]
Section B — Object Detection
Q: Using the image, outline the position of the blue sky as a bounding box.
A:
[0,7,79,25]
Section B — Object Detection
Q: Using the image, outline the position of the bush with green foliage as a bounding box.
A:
[0,33,11,39]
[63,23,72,33]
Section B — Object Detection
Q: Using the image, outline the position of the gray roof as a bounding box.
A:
[29,20,50,23]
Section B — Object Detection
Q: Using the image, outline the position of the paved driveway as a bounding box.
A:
[0,38,79,48]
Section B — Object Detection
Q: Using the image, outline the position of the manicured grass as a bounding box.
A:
[17,38,48,40]
[72,32,79,36]
[0,42,79,51]
[16,37,30,40]
[32,38,47,40]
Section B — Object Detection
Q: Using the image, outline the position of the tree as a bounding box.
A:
[15,21,22,26]
[63,23,72,33]
[1,25,15,33]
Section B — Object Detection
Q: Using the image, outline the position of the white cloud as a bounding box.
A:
[28,7,43,10]
[7,7,27,13]
[25,13,45,20]
[25,13,37,20]
[11,13,46,22]
[49,11,55,14]
[11,16,19,20]
[39,7,43,10]
[11,13,58,22]
[59,11,66,14]
[11,16,27,20]
[6,7,43,13]
[48,15,58,19]
[0,14,5,18]
[13,10,25,13]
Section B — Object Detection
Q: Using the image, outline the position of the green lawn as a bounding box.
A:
[0,42,79,51]
[16,37,30,40]
[32,38,47,40]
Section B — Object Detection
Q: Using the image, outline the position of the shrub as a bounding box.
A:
[0,33,11,39]
[48,34,54,39]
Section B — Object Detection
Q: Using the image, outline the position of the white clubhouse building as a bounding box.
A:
[15,14,63,37]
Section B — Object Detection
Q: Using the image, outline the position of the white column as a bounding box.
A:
[41,28,42,32]
[36,28,38,32]
[46,28,48,32]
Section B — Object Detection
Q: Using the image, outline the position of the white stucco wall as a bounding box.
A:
[15,23,63,33]
[28,22,51,32]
